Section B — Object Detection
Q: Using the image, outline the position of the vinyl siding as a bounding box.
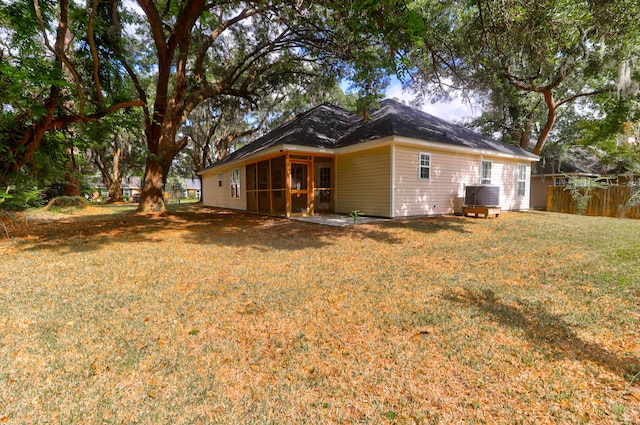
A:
[529,174,553,210]
[494,160,531,211]
[201,165,246,210]
[394,146,478,216]
[393,145,532,216]
[336,146,391,217]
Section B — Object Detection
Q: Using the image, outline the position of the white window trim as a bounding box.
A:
[230,168,241,198]
[481,160,492,185]
[418,152,431,180]
[517,164,526,197]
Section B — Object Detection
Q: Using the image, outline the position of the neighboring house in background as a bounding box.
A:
[95,176,142,200]
[95,177,201,201]
[529,146,620,210]
[182,179,202,199]
[199,99,539,218]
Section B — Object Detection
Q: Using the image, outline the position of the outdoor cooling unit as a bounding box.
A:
[464,185,500,207]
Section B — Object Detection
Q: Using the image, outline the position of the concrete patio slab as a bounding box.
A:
[290,214,388,227]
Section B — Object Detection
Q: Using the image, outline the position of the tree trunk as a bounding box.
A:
[532,90,558,156]
[64,170,81,196]
[138,155,169,212]
[64,154,81,197]
[107,179,124,202]
[107,146,124,202]
[137,98,189,212]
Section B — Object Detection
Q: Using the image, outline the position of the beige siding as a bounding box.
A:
[494,159,532,211]
[530,174,553,210]
[336,146,391,217]
[201,165,246,210]
[394,146,478,216]
[393,145,532,216]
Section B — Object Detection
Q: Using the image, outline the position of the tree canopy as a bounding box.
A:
[401,0,640,155]
[2,0,640,210]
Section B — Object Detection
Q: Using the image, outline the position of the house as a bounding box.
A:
[529,146,613,210]
[182,179,202,199]
[94,176,141,201]
[199,99,539,218]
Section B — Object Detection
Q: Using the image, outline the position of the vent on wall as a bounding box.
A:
[465,185,500,207]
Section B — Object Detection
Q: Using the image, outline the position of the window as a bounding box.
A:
[554,177,567,186]
[481,160,492,184]
[230,169,240,198]
[517,164,526,196]
[218,173,223,187]
[419,153,431,180]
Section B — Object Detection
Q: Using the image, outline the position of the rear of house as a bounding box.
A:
[200,100,538,218]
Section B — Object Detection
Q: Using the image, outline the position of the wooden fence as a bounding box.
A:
[547,185,640,218]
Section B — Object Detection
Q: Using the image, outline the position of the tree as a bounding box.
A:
[117,0,354,212]
[403,0,640,155]
[86,110,146,202]
[0,0,143,188]
[181,97,271,178]
[181,79,354,175]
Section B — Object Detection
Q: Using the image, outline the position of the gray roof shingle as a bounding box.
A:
[207,99,537,169]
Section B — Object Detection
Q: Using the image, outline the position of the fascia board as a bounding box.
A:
[335,136,540,162]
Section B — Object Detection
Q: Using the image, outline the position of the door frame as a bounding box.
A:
[288,159,312,216]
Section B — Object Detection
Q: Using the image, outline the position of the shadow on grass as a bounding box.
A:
[5,205,476,254]
[443,287,640,381]
[376,216,472,234]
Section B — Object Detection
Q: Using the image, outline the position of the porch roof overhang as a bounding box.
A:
[198,144,336,175]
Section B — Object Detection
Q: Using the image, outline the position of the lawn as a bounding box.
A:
[0,205,638,424]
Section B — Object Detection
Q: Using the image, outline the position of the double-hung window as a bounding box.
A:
[230,169,240,198]
[481,160,492,184]
[517,164,526,196]
[419,153,431,180]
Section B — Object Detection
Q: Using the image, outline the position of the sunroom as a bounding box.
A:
[243,153,335,217]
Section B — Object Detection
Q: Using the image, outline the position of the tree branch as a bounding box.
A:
[194,7,261,80]
[87,0,103,104]
[556,89,607,108]
[33,0,86,114]
[51,100,146,129]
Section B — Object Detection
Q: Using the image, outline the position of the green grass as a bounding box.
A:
[0,206,638,424]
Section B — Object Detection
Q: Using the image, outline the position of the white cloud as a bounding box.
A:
[385,81,479,123]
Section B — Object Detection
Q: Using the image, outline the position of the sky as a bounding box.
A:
[383,78,480,124]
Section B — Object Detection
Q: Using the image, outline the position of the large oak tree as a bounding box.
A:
[123,0,354,212]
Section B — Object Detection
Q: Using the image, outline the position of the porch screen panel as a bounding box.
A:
[258,191,270,214]
[257,160,271,214]
[271,156,286,215]
[291,194,308,214]
[246,163,257,190]
[258,160,270,190]
[247,191,257,212]
[314,157,334,212]
[246,163,258,212]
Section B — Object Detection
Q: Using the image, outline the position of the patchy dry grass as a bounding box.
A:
[0,205,639,424]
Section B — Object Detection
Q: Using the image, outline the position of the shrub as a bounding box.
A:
[44,196,90,211]
[0,186,46,211]
[563,176,607,215]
